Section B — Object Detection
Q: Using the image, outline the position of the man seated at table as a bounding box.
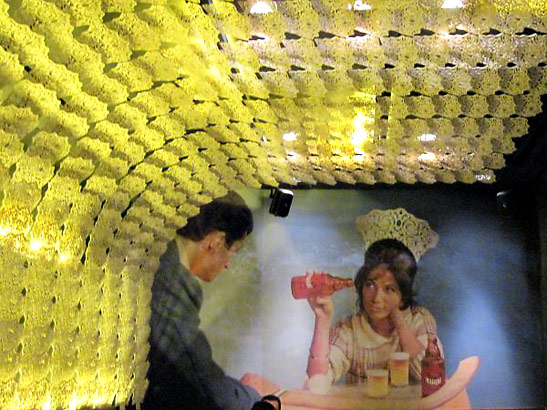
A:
[143,192,280,409]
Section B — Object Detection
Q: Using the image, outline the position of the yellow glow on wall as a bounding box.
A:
[0,0,546,408]
[351,112,375,148]
[29,238,43,251]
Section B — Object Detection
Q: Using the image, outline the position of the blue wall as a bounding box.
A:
[202,186,543,408]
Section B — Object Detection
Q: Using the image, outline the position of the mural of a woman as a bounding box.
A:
[305,238,443,386]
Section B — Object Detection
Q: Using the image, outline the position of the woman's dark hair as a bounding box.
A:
[251,395,282,410]
[355,238,417,311]
[176,192,253,247]
[251,402,275,410]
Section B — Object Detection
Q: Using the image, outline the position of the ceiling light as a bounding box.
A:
[476,173,492,182]
[69,397,78,410]
[350,0,372,11]
[352,129,370,146]
[209,66,221,77]
[43,394,51,410]
[418,133,437,142]
[419,152,436,162]
[441,0,464,9]
[250,1,274,14]
[283,131,298,141]
[352,112,374,146]
[30,238,43,251]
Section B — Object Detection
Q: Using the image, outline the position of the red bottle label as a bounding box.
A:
[422,358,446,396]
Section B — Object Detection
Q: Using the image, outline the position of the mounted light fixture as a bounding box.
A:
[350,0,372,11]
[250,0,274,14]
[441,0,464,9]
[283,131,298,141]
[269,188,294,217]
[418,133,437,142]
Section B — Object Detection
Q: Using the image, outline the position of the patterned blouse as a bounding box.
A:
[326,307,442,384]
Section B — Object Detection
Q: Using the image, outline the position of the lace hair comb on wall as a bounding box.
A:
[356,208,439,261]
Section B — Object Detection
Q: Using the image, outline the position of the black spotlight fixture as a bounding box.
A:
[269,188,294,217]
[496,190,513,216]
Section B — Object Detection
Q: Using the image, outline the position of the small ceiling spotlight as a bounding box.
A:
[418,133,437,142]
[419,152,436,162]
[250,1,274,14]
[441,0,464,9]
[282,131,298,141]
[475,173,492,182]
[496,190,513,216]
[30,238,43,251]
[349,0,372,11]
[269,188,294,217]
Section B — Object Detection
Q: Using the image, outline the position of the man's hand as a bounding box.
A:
[240,373,280,397]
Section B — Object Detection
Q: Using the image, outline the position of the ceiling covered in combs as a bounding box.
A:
[0,0,546,408]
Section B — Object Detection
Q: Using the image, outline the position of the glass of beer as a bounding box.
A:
[366,369,389,398]
[389,352,410,387]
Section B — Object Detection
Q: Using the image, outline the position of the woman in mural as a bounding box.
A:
[306,238,442,385]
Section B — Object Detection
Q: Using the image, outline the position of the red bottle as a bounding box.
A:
[422,334,445,397]
[291,273,353,299]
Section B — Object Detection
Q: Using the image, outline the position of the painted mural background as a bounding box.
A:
[202,187,542,409]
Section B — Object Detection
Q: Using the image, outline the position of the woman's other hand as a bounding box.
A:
[389,306,404,328]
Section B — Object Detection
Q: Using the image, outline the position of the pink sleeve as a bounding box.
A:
[327,318,353,383]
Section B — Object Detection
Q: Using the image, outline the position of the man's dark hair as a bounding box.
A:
[251,395,282,410]
[176,192,253,247]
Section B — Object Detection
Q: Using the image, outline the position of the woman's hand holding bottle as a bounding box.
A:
[308,295,334,322]
[305,272,335,378]
[304,271,335,322]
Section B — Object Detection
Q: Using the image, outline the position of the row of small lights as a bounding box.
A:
[241,0,475,177]
[276,131,436,142]
[273,130,436,158]
[266,131,491,181]
[250,0,464,14]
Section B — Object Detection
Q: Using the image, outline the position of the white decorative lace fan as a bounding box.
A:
[356,208,438,261]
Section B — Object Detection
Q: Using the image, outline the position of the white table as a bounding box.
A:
[281,356,480,410]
